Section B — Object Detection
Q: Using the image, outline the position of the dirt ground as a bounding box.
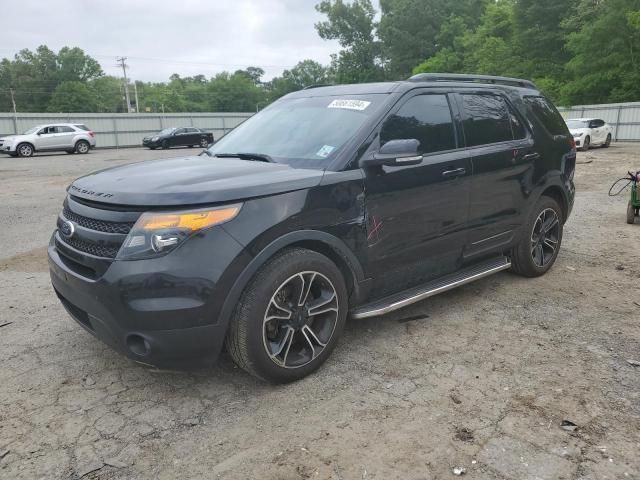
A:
[0,144,639,480]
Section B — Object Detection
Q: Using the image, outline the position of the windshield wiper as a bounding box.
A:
[214,152,275,163]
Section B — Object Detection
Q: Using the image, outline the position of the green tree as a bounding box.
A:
[315,0,384,83]
[379,0,489,78]
[268,59,331,100]
[47,81,97,112]
[0,46,103,112]
[561,0,640,104]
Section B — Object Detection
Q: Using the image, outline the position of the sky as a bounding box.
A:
[0,0,353,82]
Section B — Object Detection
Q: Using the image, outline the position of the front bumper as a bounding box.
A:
[142,138,160,148]
[48,227,249,367]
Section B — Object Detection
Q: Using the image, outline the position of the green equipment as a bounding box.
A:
[609,171,639,224]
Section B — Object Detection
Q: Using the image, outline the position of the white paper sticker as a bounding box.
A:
[316,145,336,158]
[328,99,371,111]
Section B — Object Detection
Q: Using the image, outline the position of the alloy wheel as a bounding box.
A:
[263,271,339,369]
[200,138,208,147]
[18,144,33,157]
[530,208,560,267]
[77,142,89,154]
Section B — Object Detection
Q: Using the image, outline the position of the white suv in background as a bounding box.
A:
[0,123,96,157]
[566,118,613,151]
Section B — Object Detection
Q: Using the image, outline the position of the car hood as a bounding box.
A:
[0,135,20,142]
[569,128,589,136]
[68,156,326,206]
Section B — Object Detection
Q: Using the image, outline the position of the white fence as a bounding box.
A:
[0,112,253,148]
[557,102,640,141]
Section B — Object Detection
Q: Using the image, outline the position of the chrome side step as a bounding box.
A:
[350,256,511,319]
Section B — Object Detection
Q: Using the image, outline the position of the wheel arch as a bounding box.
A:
[216,230,365,336]
[540,185,568,222]
[17,141,35,152]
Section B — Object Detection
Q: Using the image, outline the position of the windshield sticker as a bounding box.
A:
[328,99,371,111]
[316,145,335,158]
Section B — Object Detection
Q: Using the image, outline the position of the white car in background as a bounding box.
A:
[0,123,96,157]
[566,118,612,151]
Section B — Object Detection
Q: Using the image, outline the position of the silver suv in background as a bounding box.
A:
[0,124,96,157]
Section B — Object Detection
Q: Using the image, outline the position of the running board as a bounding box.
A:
[351,256,511,319]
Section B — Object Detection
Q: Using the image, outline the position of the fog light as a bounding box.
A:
[126,334,150,356]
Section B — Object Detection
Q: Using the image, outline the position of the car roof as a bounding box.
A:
[286,77,539,99]
[567,118,608,122]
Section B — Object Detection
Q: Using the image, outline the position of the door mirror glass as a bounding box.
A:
[361,139,422,168]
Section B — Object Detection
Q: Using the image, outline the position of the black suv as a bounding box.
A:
[49,74,576,383]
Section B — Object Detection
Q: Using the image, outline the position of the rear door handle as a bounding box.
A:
[441,167,466,178]
[521,152,540,161]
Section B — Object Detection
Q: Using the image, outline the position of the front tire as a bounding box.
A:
[581,136,590,151]
[225,248,348,383]
[75,140,90,154]
[511,196,564,277]
[161,140,169,149]
[603,134,612,148]
[17,143,34,157]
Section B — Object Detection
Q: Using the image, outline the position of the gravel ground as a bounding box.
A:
[0,144,639,480]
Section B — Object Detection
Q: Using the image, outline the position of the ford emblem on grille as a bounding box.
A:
[60,220,75,239]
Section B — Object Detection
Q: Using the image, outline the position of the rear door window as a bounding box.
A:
[461,94,512,147]
[380,94,456,155]
[524,96,568,135]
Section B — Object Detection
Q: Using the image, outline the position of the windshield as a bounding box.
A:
[159,128,176,136]
[22,126,40,135]
[566,120,588,129]
[207,94,388,168]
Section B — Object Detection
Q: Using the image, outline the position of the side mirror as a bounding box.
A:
[360,139,422,168]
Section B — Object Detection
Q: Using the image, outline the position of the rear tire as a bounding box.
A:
[510,196,564,277]
[75,140,90,154]
[17,143,34,157]
[603,134,611,148]
[628,201,636,224]
[225,248,348,383]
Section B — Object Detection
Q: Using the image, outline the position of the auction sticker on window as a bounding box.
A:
[316,145,335,158]
[328,99,371,111]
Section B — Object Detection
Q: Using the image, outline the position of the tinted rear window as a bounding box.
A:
[461,94,513,147]
[524,96,568,135]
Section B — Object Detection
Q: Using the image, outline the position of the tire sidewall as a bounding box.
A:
[75,140,90,154]
[236,250,348,383]
[518,196,564,275]
[17,143,33,157]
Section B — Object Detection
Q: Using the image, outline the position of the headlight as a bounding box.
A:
[151,136,159,141]
[116,204,241,260]
[573,132,583,137]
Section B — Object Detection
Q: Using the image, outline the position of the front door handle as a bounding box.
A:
[441,167,466,178]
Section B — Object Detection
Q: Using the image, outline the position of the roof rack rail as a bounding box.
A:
[302,83,334,90]
[408,73,536,89]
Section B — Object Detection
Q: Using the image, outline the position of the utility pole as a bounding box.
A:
[133,82,140,113]
[9,87,17,134]
[116,57,132,113]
